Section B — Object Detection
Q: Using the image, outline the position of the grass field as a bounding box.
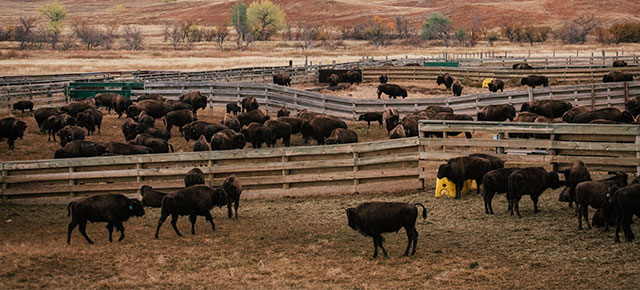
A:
[0,189,638,288]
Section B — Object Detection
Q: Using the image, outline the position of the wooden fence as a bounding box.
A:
[138,80,640,120]
[453,54,640,68]
[418,120,640,187]
[363,65,640,84]
[0,138,420,202]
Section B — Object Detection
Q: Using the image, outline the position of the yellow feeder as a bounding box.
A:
[435,177,477,198]
[482,78,494,88]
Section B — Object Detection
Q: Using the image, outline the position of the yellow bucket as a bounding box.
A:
[435,177,477,198]
[482,78,494,88]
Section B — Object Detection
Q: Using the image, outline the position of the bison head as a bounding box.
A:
[618,111,635,124]
[436,164,452,180]
[127,105,141,119]
[14,120,26,139]
[520,77,529,86]
[548,171,564,189]
[436,75,445,86]
[129,199,146,217]
[476,112,486,121]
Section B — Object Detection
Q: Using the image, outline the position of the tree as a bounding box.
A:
[455,27,467,46]
[394,16,409,39]
[15,17,37,50]
[487,31,499,46]
[556,14,597,44]
[169,24,182,50]
[214,25,228,52]
[231,3,248,45]
[609,22,640,43]
[72,19,103,50]
[295,24,317,51]
[38,2,67,49]
[247,0,286,41]
[102,23,119,50]
[122,25,144,50]
[421,12,452,46]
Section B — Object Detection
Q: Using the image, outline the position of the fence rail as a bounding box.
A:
[0,138,420,202]
[417,120,640,187]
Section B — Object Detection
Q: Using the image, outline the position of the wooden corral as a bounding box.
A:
[0,138,420,203]
[418,120,640,188]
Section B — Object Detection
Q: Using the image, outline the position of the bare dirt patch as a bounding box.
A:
[0,189,638,288]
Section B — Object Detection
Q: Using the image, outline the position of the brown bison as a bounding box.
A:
[300,116,347,145]
[114,95,133,118]
[179,91,207,116]
[345,69,361,85]
[241,123,273,148]
[278,116,305,134]
[613,60,628,67]
[129,134,174,153]
[222,175,243,219]
[477,104,516,121]
[436,73,454,90]
[273,71,291,86]
[438,156,493,199]
[223,114,241,132]
[609,184,640,242]
[389,124,407,139]
[241,96,259,113]
[127,100,170,119]
[55,141,107,159]
[452,80,463,96]
[346,202,427,258]
[561,106,589,123]
[265,119,292,147]
[238,109,270,127]
[34,107,60,133]
[384,108,400,133]
[357,112,383,128]
[211,129,246,150]
[325,128,358,144]
[575,173,627,230]
[377,84,407,99]
[141,185,168,208]
[328,73,340,87]
[482,167,519,214]
[573,108,634,124]
[58,125,85,147]
[164,109,195,135]
[183,121,228,142]
[0,117,27,149]
[193,135,210,151]
[226,103,241,116]
[603,71,633,83]
[521,75,549,88]
[507,167,563,217]
[185,168,205,187]
[12,100,33,115]
[277,105,290,117]
[520,100,572,119]
[105,142,153,155]
[563,160,592,209]
[67,194,145,244]
[94,93,120,114]
[379,74,388,84]
[488,79,504,92]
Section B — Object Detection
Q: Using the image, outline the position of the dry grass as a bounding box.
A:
[0,188,638,288]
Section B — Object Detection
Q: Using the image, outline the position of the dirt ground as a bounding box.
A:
[0,106,390,162]
[0,188,638,288]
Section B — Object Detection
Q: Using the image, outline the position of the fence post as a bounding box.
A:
[1,164,6,202]
[528,88,534,102]
[69,166,75,197]
[352,99,356,120]
[607,88,612,107]
[282,156,289,190]
[264,87,269,114]
[136,162,142,196]
[353,152,359,194]
[591,84,595,110]
[625,82,629,103]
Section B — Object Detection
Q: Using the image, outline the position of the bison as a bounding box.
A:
[154,185,228,239]
[436,73,454,90]
[105,142,153,155]
[34,107,60,133]
[76,108,102,136]
[603,71,633,83]
[193,135,210,151]
[512,63,533,69]
[122,118,139,141]
[226,103,241,116]
[183,121,228,142]
[238,109,269,127]
[141,185,168,208]
[438,156,493,199]
[389,124,407,139]
[477,104,516,122]
[278,116,305,134]
[379,74,388,84]
[0,117,27,149]
[43,114,76,142]
[241,123,273,148]
[520,100,572,119]
[384,108,400,133]
[185,168,205,187]
[58,125,85,147]
[273,72,292,86]
[164,109,195,135]
[357,112,383,128]
[613,60,628,67]
[114,95,133,118]
[325,128,358,144]
[222,175,242,219]
[264,119,292,147]
[129,134,173,153]
[61,101,96,117]
[54,141,107,159]
[136,124,171,141]
[507,167,563,217]
[94,93,119,114]
[346,202,427,258]
[328,73,340,87]
[482,168,519,214]
[521,75,549,88]
[12,100,33,115]
[488,79,505,92]
[67,194,145,244]
[561,106,589,123]
[345,69,361,85]
[609,184,640,242]
[452,80,463,96]
[563,160,592,209]
[211,129,246,150]
[575,174,627,230]
[179,91,207,116]
[164,100,193,113]
[573,108,634,124]
[300,116,348,145]
[127,100,170,119]
[277,105,290,117]
[377,84,407,99]
[241,96,259,113]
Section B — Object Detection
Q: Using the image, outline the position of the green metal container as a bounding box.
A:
[66,82,144,100]
[424,61,460,67]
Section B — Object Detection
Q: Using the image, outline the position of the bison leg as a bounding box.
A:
[623,216,635,242]
[67,219,79,244]
[454,182,462,200]
[615,215,623,242]
[531,195,540,213]
[189,215,197,235]
[411,228,419,256]
[78,220,94,244]
[227,203,233,219]
[154,212,169,239]
[375,234,388,258]
[371,237,379,258]
[170,213,182,237]
[515,200,521,218]
[116,222,125,242]
[577,204,584,230]
[234,200,239,219]
[403,226,417,256]
[204,211,215,232]
[583,206,591,230]
[484,191,495,214]
[106,223,114,242]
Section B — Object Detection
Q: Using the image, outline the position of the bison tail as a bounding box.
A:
[169,144,174,152]
[414,203,427,220]
[160,195,175,216]
[67,201,77,217]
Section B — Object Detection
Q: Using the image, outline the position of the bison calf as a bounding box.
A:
[67,194,145,244]
[358,112,383,128]
[346,202,427,258]
[141,185,168,208]
[610,184,640,242]
[185,168,205,187]
[507,167,563,217]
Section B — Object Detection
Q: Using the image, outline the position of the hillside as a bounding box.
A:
[1,0,639,29]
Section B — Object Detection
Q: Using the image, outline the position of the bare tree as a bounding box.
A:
[295,24,317,51]
[163,21,170,42]
[15,17,37,50]
[122,25,144,50]
[214,25,228,52]
[468,14,483,47]
[73,19,103,50]
[102,23,119,50]
[394,16,409,39]
[169,24,182,50]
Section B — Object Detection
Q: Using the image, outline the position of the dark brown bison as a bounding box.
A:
[603,71,633,83]
[328,73,340,87]
[137,111,155,127]
[436,73,454,90]
[278,116,305,134]
[114,95,133,118]
[94,93,119,114]
[625,96,640,117]
[425,106,454,114]
[185,168,205,187]
[428,112,474,139]
[241,96,259,113]
[379,74,388,84]
[211,129,246,150]
[104,142,153,155]
[573,108,634,124]
[44,114,76,142]
[12,100,33,115]
[241,123,273,148]
[34,107,60,133]
[226,103,241,116]
[345,69,361,85]
[129,134,174,153]
[300,116,348,145]
[482,167,519,214]
[238,109,270,127]
[137,94,165,102]
[136,124,171,141]
[377,84,407,99]
[164,109,195,135]
[273,71,291,86]
[58,125,85,147]
[222,175,243,219]
[54,141,107,159]
[183,121,228,142]
[264,119,292,147]
[154,185,228,239]
[221,114,241,132]
[384,108,400,133]
[563,160,592,209]
[127,100,170,119]
[452,80,463,96]
[325,128,358,144]
[613,60,628,67]
[164,100,193,112]
[609,184,640,242]
[401,115,419,137]
[592,208,616,229]
[507,167,563,217]
[389,124,407,139]
[521,75,549,88]
[122,118,139,141]
[61,101,96,117]
[468,153,504,171]
[520,100,572,119]
[561,106,589,123]
[141,185,168,208]
[179,91,207,115]
[277,105,290,117]
[488,79,504,92]
[514,112,539,122]
[438,156,493,199]
[512,63,533,69]
[575,174,627,230]
[477,104,516,121]
[358,112,383,128]
[77,108,102,136]
[0,117,27,149]
[67,194,145,244]
[193,135,210,151]
[346,202,427,258]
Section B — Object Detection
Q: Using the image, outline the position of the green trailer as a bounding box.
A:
[66,82,144,100]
